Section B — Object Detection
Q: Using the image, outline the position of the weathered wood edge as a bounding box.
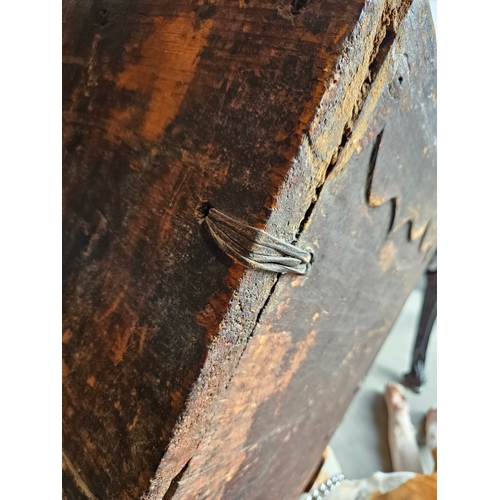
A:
[143,0,414,498]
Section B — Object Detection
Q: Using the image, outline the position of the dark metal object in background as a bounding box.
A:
[404,251,437,393]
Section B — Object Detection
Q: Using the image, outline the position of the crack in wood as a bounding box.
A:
[296,0,412,239]
[63,450,102,500]
[162,460,191,500]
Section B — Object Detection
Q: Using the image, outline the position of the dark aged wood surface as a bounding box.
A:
[171,2,436,497]
[62,0,436,498]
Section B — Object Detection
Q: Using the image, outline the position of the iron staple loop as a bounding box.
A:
[205,208,312,275]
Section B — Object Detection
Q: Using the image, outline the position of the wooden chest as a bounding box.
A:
[62,0,436,498]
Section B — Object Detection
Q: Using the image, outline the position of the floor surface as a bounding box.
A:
[328,283,437,478]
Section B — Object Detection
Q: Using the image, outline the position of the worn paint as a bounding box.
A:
[379,241,395,271]
[62,329,72,344]
[114,15,213,142]
[190,326,318,495]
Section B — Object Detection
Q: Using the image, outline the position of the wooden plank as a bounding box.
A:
[62,0,435,498]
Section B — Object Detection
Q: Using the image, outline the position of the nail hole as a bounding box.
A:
[197,201,213,219]
[99,8,109,27]
[291,0,307,15]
